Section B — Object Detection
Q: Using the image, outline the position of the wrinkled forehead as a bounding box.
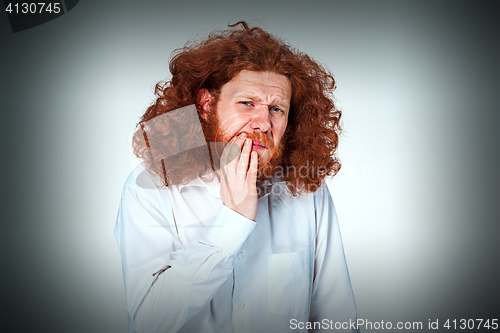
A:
[222,70,292,103]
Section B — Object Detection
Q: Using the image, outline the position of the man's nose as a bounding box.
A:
[249,105,271,132]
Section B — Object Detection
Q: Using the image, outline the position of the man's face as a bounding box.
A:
[211,70,292,169]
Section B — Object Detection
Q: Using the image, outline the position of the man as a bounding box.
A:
[115,22,358,333]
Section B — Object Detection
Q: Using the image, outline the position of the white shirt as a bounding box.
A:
[114,164,358,333]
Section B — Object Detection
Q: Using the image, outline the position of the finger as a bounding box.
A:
[220,136,236,167]
[247,150,258,185]
[237,138,252,176]
[222,133,246,169]
[219,165,236,208]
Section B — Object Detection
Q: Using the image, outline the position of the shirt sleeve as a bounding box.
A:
[114,180,256,333]
[309,184,359,333]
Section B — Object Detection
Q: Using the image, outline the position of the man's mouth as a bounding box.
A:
[251,140,267,150]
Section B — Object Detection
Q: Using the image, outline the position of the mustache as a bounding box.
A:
[230,131,274,148]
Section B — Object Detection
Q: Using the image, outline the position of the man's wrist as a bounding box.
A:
[203,205,256,255]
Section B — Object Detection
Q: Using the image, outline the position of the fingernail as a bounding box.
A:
[245,138,251,145]
[239,133,246,138]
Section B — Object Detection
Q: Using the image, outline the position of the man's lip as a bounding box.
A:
[251,141,267,150]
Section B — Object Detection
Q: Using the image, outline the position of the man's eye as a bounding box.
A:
[240,101,253,106]
[270,106,283,113]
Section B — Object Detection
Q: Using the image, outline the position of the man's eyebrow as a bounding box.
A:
[233,93,289,108]
[272,97,290,107]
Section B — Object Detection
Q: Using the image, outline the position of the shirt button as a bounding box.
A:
[237,252,243,259]
[238,302,245,309]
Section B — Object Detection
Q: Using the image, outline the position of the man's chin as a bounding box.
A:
[254,150,271,167]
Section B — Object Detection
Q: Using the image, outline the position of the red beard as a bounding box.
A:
[201,111,286,181]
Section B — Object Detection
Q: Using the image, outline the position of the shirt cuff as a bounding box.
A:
[203,205,256,255]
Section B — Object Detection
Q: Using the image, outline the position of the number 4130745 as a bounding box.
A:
[5,3,62,14]
[444,319,498,330]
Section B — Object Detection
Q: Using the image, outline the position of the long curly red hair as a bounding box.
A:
[133,21,341,195]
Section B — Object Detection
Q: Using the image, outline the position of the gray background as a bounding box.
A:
[1,0,498,332]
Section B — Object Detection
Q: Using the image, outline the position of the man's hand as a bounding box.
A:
[220,133,258,221]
